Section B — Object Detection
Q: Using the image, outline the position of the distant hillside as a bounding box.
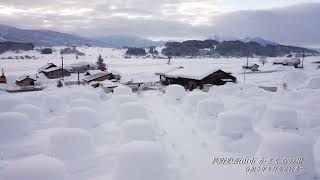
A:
[0,41,34,54]
[162,40,319,57]
[96,35,165,48]
[208,35,279,46]
[0,24,103,47]
[240,37,279,46]
[0,25,166,48]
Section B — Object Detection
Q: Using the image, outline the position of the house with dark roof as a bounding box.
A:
[160,67,237,90]
[41,67,71,79]
[16,75,36,87]
[38,63,57,73]
[82,72,113,83]
[242,64,260,72]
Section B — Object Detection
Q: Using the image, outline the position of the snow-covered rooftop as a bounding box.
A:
[38,63,57,72]
[70,61,96,67]
[16,75,36,82]
[83,72,111,82]
[154,66,184,75]
[41,67,63,73]
[165,66,220,80]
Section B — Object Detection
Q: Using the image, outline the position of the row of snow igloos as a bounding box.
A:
[0,86,175,180]
[164,83,320,180]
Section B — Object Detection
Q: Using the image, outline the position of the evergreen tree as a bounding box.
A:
[96,54,106,71]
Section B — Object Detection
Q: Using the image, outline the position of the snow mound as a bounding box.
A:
[0,154,67,180]
[121,119,155,143]
[209,82,238,95]
[67,87,100,101]
[114,141,169,180]
[66,107,100,129]
[48,128,94,162]
[256,133,314,179]
[113,86,133,96]
[0,96,20,113]
[197,98,224,118]
[13,104,42,122]
[0,112,32,142]
[283,71,308,89]
[43,95,68,114]
[306,77,320,89]
[119,102,148,122]
[216,111,253,138]
[184,91,210,110]
[165,84,186,103]
[69,98,95,108]
[110,95,138,106]
[260,107,299,131]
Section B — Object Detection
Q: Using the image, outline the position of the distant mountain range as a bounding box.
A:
[96,35,165,48]
[0,24,102,47]
[208,35,279,46]
[0,24,164,48]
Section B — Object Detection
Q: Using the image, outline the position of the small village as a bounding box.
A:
[0,49,312,95]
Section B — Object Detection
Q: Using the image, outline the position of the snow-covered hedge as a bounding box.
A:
[256,132,314,179]
[113,141,169,180]
[43,95,68,114]
[259,106,299,132]
[13,104,42,122]
[48,128,94,162]
[184,91,210,111]
[110,95,138,106]
[119,102,148,122]
[121,119,155,143]
[165,84,186,103]
[66,107,100,129]
[0,154,67,180]
[216,111,253,138]
[0,112,32,142]
[69,98,95,108]
[0,96,20,113]
[197,98,224,119]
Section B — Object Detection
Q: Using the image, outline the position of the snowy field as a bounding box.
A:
[1,47,320,180]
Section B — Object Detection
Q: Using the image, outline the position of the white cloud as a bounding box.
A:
[0,0,319,47]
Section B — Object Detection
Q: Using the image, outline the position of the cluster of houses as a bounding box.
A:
[1,60,239,93]
[0,62,122,91]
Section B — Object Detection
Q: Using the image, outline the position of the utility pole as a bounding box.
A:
[77,68,80,85]
[243,69,246,84]
[302,50,305,68]
[61,52,64,81]
[247,49,249,67]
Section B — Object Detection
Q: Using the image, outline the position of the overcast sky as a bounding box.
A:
[0,0,319,47]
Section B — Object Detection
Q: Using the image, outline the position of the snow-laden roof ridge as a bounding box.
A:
[165,66,221,80]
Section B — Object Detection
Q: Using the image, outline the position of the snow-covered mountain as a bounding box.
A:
[0,24,103,47]
[0,25,165,48]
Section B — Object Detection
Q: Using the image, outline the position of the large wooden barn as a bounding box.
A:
[41,67,71,79]
[159,67,237,90]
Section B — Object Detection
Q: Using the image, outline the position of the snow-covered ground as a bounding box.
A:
[0,47,320,180]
